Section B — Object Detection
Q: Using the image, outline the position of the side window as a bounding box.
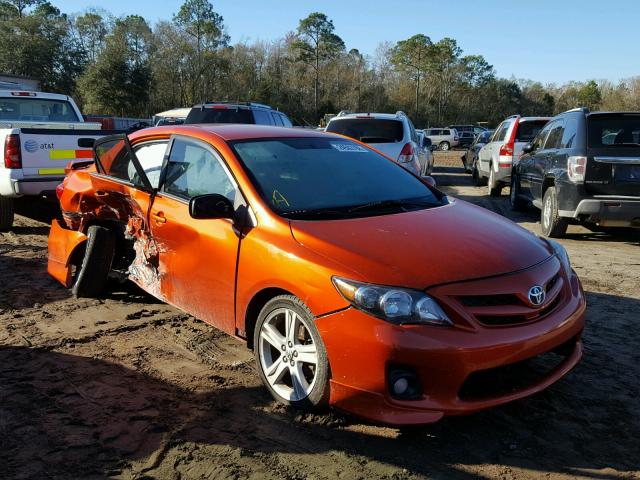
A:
[133,141,168,189]
[162,138,236,202]
[544,120,565,149]
[496,123,510,142]
[95,137,147,188]
[490,123,503,142]
[252,109,272,125]
[407,118,418,143]
[271,112,284,126]
[561,117,578,148]
[531,122,554,151]
[279,114,293,128]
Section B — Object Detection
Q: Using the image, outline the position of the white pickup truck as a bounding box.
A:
[0,90,110,230]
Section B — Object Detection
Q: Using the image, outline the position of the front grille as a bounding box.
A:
[458,336,577,401]
[477,293,563,326]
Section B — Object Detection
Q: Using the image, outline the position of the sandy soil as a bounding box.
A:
[1,153,639,480]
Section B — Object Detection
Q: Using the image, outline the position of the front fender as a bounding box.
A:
[47,219,87,287]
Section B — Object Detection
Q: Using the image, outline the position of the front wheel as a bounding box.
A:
[254,295,330,409]
[72,225,116,298]
[439,141,450,151]
[541,187,569,237]
[0,196,15,231]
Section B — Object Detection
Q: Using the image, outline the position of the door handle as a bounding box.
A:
[151,211,167,224]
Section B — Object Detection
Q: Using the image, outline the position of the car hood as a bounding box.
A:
[289,199,551,289]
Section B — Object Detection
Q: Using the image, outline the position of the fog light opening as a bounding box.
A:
[387,366,423,400]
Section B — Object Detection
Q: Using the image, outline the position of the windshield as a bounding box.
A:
[185,106,254,124]
[0,97,79,122]
[231,137,442,219]
[588,114,640,147]
[325,118,403,143]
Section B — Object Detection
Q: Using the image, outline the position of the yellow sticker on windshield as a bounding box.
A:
[272,190,290,207]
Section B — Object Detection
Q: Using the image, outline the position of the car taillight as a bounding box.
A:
[4,134,21,169]
[398,143,415,163]
[499,143,514,157]
[55,182,64,200]
[567,156,587,183]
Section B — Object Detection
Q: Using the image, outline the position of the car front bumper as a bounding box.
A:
[316,267,586,426]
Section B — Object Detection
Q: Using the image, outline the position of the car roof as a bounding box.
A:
[131,124,330,142]
[517,116,551,122]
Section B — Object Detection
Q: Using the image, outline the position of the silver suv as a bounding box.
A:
[325,111,424,175]
[423,128,460,151]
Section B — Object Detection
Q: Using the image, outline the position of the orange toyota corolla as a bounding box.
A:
[48,124,586,425]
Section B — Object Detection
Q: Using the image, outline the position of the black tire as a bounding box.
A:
[488,167,502,196]
[540,187,569,238]
[471,159,487,186]
[254,295,330,410]
[509,172,527,211]
[72,225,116,298]
[0,196,15,231]
[439,141,450,151]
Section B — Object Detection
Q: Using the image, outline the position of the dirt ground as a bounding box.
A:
[1,152,639,480]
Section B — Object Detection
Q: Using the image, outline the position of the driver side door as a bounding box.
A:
[149,135,243,335]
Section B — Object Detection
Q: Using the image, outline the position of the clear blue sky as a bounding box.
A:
[52,0,640,85]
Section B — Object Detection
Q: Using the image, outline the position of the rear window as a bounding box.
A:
[516,120,548,142]
[0,97,79,122]
[326,119,404,143]
[588,114,640,148]
[185,106,254,124]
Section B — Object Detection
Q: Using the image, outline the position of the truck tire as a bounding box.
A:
[0,196,15,231]
[72,225,116,298]
[541,187,568,238]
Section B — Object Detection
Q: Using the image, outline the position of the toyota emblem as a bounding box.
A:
[528,285,545,306]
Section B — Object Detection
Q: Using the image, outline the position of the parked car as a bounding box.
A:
[325,111,423,175]
[474,115,550,196]
[511,108,640,237]
[0,89,109,230]
[462,130,493,173]
[448,124,488,136]
[48,124,585,425]
[154,107,191,126]
[416,129,435,175]
[185,101,293,127]
[423,128,459,151]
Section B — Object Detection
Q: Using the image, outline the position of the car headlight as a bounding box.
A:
[332,277,452,326]
[546,239,571,273]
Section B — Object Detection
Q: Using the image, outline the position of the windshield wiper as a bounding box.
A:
[347,198,441,213]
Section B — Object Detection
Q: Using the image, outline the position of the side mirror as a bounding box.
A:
[422,176,437,187]
[422,137,432,149]
[189,193,234,219]
[522,143,534,154]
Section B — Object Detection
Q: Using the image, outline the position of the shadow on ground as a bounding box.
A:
[1,290,638,479]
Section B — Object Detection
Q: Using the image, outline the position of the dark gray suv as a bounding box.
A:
[511,107,640,237]
[185,102,293,127]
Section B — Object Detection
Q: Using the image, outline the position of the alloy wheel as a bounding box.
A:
[258,307,318,402]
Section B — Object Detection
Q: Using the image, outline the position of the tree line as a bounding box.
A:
[0,0,637,127]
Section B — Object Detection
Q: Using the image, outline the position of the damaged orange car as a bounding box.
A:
[48,125,586,425]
